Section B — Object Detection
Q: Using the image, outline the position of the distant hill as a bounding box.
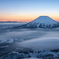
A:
[0,21,27,23]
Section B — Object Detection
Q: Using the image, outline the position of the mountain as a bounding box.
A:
[16,16,59,28]
[24,16,59,28]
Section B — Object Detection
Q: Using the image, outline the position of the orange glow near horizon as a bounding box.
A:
[0,15,59,22]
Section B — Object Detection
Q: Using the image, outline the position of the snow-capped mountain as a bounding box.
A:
[25,16,59,28]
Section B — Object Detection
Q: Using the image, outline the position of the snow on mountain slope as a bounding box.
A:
[26,16,59,28]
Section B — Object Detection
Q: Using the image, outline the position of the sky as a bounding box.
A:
[0,0,59,22]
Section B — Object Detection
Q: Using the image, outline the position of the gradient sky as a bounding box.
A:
[0,0,59,22]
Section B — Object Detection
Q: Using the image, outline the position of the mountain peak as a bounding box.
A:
[26,16,59,28]
[35,16,53,20]
[39,16,49,17]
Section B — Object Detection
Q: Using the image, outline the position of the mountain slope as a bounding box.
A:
[25,16,59,28]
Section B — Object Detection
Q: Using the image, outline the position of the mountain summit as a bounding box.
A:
[25,16,59,28]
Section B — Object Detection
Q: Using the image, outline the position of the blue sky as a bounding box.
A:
[0,0,59,22]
